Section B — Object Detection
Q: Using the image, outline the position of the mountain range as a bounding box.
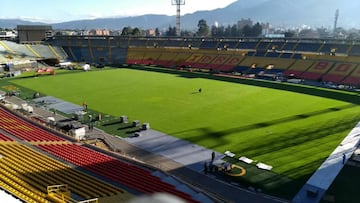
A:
[1,0,360,30]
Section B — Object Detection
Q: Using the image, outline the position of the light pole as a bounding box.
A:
[171,0,185,36]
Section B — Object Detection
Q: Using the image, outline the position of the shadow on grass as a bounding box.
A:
[125,129,141,134]
[102,121,123,126]
[171,104,357,149]
[117,125,134,130]
[239,113,360,157]
[221,155,326,200]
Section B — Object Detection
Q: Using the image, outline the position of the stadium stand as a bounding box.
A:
[29,44,59,59]
[37,143,201,203]
[205,54,233,70]
[24,44,41,58]
[0,132,14,141]
[199,39,219,49]
[178,52,204,67]
[128,38,148,47]
[341,65,360,85]
[0,41,17,55]
[322,63,357,83]
[88,38,108,47]
[217,54,245,71]
[110,47,127,64]
[217,40,239,50]
[44,36,360,87]
[126,47,145,65]
[140,49,162,65]
[239,56,286,70]
[153,49,180,67]
[280,41,297,51]
[190,53,218,69]
[284,60,315,77]
[256,41,271,51]
[48,44,66,59]
[254,51,267,57]
[0,107,64,142]
[185,38,203,49]
[171,51,194,67]
[292,53,303,59]
[61,47,77,61]
[295,42,322,52]
[300,61,335,81]
[303,54,348,63]
[0,143,126,202]
[237,40,259,50]
[0,41,36,58]
[319,43,350,55]
[279,52,294,58]
[117,37,130,47]
[348,44,360,56]
[265,51,281,57]
[163,38,185,48]
[267,41,286,51]
[246,51,256,56]
[0,44,9,63]
[68,47,93,63]
[90,47,109,63]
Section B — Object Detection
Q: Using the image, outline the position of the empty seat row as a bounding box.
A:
[0,107,64,142]
[0,143,124,201]
[37,143,200,203]
[0,132,14,142]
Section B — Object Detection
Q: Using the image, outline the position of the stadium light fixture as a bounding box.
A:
[171,0,185,36]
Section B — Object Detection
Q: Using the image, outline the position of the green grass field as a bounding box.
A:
[5,67,360,199]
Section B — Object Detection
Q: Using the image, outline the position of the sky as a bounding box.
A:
[1,0,238,23]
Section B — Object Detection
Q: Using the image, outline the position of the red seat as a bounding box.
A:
[37,143,199,202]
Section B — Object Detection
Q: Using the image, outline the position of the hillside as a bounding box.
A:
[1,0,359,29]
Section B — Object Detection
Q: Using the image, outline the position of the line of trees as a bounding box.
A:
[120,26,142,36]
[120,19,263,38]
[165,19,263,37]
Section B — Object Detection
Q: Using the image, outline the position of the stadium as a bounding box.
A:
[1,31,360,203]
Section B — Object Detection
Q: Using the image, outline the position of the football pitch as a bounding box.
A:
[8,67,360,197]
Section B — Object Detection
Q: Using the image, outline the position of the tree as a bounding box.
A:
[224,25,232,37]
[197,19,209,37]
[211,25,225,37]
[181,30,195,37]
[211,25,217,37]
[155,28,160,36]
[284,31,296,38]
[231,24,239,37]
[121,26,132,36]
[166,26,177,36]
[132,27,141,36]
[252,22,262,37]
[242,25,253,37]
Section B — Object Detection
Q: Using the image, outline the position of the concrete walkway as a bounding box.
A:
[124,129,224,173]
[293,121,360,203]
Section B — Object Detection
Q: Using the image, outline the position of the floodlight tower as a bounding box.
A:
[171,0,185,36]
[333,9,339,37]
